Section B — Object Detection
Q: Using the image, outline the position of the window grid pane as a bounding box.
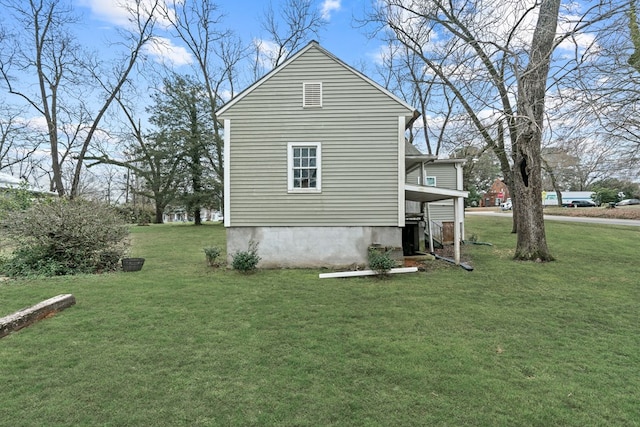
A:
[292,145,318,189]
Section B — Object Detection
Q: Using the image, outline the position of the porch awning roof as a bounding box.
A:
[405,184,468,203]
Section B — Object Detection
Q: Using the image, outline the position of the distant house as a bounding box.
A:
[218,41,468,268]
[483,179,510,207]
[162,207,223,223]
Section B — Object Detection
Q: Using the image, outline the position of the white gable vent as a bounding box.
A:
[303,82,322,108]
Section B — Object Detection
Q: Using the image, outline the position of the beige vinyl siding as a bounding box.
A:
[428,201,454,222]
[424,163,459,223]
[406,167,421,185]
[406,162,458,188]
[423,163,457,190]
[406,200,421,214]
[222,47,413,226]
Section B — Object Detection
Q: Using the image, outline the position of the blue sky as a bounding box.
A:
[221,0,378,66]
[74,0,382,83]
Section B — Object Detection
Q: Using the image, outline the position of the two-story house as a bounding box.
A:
[218,41,467,268]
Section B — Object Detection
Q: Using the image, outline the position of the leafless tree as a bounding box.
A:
[85,86,185,224]
[374,40,456,156]
[367,0,621,260]
[0,102,40,173]
[0,0,161,197]
[255,0,327,74]
[508,0,561,260]
[550,1,640,183]
[162,0,246,213]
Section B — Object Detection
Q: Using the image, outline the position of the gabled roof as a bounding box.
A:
[217,40,418,120]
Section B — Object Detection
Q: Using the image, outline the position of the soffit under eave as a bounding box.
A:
[405,185,468,203]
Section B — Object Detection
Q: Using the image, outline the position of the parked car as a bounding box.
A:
[500,198,512,210]
[615,198,640,206]
[562,200,597,208]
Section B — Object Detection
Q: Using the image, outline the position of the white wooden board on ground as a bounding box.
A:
[319,267,418,279]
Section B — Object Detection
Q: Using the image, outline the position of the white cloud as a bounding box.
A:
[219,89,233,103]
[370,43,394,66]
[253,38,284,69]
[77,0,176,29]
[321,0,341,20]
[556,15,597,53]
[27,116,50,133]
[143,37,193,66]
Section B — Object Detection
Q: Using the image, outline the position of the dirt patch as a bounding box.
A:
[466,206,640,220]
[543,206,640,220]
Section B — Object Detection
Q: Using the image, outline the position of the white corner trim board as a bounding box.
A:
[319,267,418,279]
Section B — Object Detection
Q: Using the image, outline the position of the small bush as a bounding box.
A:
[1,198,129,277]
[113,203,155,224]
[0,247,72,277]
[232,241,260,273]
[368,248,397,277]
[204,246,221,267]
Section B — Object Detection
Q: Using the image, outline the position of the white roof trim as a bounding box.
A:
[217,41,417,118]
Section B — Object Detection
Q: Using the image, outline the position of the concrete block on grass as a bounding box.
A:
[0,294,76,338]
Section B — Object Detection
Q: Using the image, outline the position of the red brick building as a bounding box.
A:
[482,179,510,207]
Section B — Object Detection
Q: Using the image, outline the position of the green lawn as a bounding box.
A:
[1,218,639,426]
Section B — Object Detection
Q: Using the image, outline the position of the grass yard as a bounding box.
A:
[1,218,639,426]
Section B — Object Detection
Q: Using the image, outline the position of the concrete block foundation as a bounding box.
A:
[226,226,403,268]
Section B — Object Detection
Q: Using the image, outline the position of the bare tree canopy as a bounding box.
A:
[0,0,161,197]
[364,0,624,260]
[255,0,327,73]
[0,102,40,175]
[1,0,636,231]
[161,0,245,213]
[511,0,560,260]
[550,1,640,185]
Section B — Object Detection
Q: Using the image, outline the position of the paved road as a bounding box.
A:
[466,210,640,227]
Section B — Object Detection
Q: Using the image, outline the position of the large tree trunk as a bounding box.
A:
[512,0,559,261]
[513,135,551,260]
[155,205,164,224]
[193,208,202,226]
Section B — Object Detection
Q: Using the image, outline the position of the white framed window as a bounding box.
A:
[424,175,437,187]
[288,142,321,192]
[302,82,322,108]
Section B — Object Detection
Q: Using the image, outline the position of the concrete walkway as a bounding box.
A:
[466,210,640,227]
